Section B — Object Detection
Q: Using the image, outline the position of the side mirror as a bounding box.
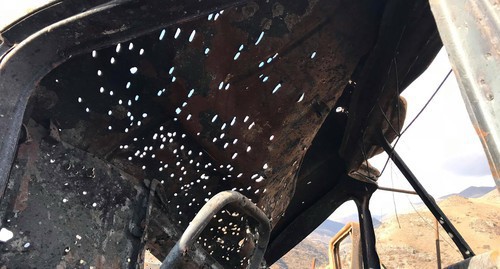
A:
[326,222,362,269]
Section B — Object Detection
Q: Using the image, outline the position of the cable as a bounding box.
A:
[400,69,452,135]
[390,162,401,229]
[377,68,452,178]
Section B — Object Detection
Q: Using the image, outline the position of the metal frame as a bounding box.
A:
[161,191,271,269]
[327,222,362,269]
[353,191,380,268]
[266,173,381,267]
[380,137,475,259]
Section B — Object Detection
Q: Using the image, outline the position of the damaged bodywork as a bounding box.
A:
[1,0,495,268]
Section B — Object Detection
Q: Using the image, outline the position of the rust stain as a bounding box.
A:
[12,141,39,213]
[474,125,499,181]
[12,174,30,212]
[474,125,490,140]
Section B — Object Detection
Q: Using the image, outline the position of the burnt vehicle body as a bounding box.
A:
[0,0,498,268]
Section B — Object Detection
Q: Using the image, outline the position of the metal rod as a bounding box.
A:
[377,186,417,195]
[435,219,442,269]
[380,137,475,259]
[161,190,271,269]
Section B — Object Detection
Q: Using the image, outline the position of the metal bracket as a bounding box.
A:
[161,190,271,269]
[380,137,475,259]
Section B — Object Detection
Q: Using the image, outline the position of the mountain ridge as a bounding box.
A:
[439,185,495,199]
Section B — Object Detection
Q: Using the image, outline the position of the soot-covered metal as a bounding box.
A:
[0,0,442,268]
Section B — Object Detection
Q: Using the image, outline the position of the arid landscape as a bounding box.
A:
[271,187,499,269]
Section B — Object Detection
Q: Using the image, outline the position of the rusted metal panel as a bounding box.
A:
[27,1,382,266]
[430,0,500,188]
[0,0,251,202]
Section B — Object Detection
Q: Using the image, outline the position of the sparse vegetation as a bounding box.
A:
[272,189,499,269]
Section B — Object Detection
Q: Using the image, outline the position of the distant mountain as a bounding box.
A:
[335,213,382,228]
[440,186,495,199]
[313,219,345,237]
[314,216,382,239]
[272,189,499,269]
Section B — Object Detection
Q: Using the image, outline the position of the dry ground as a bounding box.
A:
[272,189,499,269]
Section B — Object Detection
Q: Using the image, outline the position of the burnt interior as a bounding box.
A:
[0,0,442,268]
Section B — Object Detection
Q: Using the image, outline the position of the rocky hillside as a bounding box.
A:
[375,189,499,268]
[271,189,499,269]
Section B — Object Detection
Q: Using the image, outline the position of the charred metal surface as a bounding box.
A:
[27,0,384,266]
[0,121,147,268]
[0,0,252,202]
[0,0,446,267]
[32,0,380,226]
[265,174,378,264]
[339,0,442,173]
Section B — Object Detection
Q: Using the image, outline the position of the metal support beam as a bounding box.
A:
[265,174,379,264]
[381,138,475,259]
[377,186,417,195]
[161,191,271,269]
[353,192,380,269]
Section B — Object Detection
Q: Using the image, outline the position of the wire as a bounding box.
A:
[400,69,452,135]
[376,68,452,178]
[378,104,400,136]
[390,162,401,229]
